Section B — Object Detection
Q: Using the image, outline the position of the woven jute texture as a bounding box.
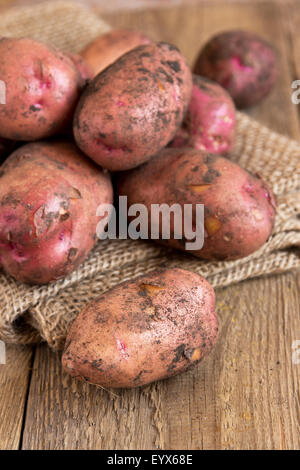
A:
[0,2,299,350]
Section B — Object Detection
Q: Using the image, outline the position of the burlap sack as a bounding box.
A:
[0,1,299,350]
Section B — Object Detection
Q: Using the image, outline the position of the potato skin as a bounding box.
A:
[73,42,193,171]
[62,268,218,388]
[80,29,152,77]
[170,75,236,154]
[0,138,16,164]
[194,30,278,109]
[0,38,83,141]
[0,141,113,284]
[117,148,277,261]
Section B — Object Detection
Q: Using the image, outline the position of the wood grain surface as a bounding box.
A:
[0,344,33,449]
[0,0,299,450]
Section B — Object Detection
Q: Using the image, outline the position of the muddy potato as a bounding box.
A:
[194,30,278,109]
[117,148,277,260]
[73,42,193,171]
[0,141,113,284]
[80,29,152,77]
[62,268,218,388]
[171,75,236,154]
[0,38,83,141]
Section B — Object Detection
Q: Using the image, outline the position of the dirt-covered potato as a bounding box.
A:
[0,141,113,284]
[0,38,83,141]
[194,30,278,109]
[80,29,152,77]
[170,75,236,154]
[117,148,277,261]
[73,42,193,171]
[62,268,218,388]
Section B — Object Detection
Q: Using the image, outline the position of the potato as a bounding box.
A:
[0,140,113,284]
[66,53,93,83]
[194,30,278,109]
[117,148,277,260]
[0,38,83,141]
[80,29,152,77]
[170,75,236,154]
[73,42,193,171]
[0,137,16,164]
[62,268,218,388]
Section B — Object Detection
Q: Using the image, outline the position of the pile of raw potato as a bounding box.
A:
[0,30,278,388]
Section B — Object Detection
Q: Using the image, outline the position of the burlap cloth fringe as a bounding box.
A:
[0,2,299,350]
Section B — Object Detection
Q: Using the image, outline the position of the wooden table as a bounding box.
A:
[0,0,300,450]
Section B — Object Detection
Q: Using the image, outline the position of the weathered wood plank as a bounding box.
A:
[157,272,300,450]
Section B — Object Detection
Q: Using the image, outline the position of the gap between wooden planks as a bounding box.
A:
[0,0,299,450]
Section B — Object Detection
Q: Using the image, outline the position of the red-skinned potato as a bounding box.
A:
[117,148,277,261]
[0,141,113,284]
[194,30,278,109]
[62,268,218,389]
[80,29,152,77]
[170,75,236,154]
[73,42,193,171]
[0,38,83,141]
[0,137,16,164]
